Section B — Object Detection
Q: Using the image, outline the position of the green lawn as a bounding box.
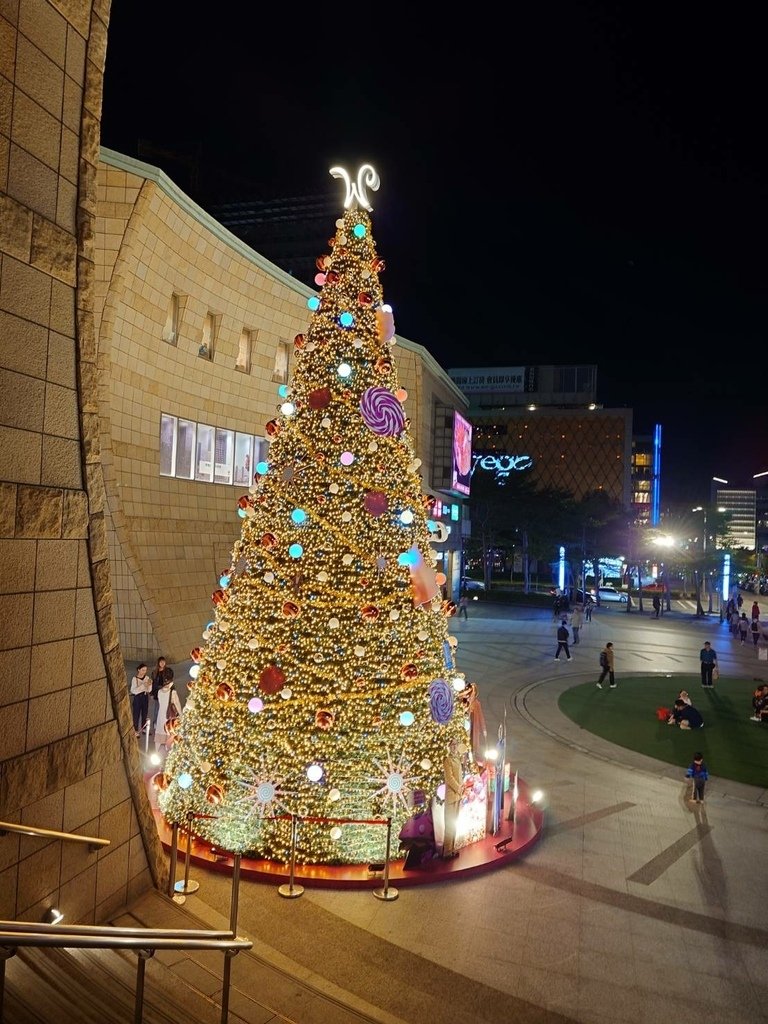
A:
[558,675,768,787]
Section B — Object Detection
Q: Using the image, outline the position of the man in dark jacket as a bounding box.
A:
[554,619,572,661]
[669,699,704,729]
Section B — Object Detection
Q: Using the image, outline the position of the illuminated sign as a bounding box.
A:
[451,411,472,496]
[448,366,537,394]
[471,454,534,480]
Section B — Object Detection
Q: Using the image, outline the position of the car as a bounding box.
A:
[590,585,628,604]
[549,588,594,607]
[461,578,486,592]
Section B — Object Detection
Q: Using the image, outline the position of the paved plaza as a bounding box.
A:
[127,599,767,1024]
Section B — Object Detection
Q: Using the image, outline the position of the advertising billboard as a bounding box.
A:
[451,411,473,495]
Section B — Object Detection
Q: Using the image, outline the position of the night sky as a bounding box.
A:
[100,5,766,506]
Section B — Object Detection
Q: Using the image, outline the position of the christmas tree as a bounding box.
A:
[158,165,470,865]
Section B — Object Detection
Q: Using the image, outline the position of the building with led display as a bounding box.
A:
[448,364,636,508]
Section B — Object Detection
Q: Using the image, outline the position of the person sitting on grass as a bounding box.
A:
[750,684,768,723]
[668,699,704,729]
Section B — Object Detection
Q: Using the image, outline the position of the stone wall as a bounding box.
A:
[0,0,165,925]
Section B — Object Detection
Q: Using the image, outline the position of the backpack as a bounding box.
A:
[557,625,568,641]
[599,650,608,668]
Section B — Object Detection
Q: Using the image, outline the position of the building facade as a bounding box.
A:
[449,365,634,508]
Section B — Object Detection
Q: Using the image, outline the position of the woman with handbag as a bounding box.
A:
[156,667,182,752]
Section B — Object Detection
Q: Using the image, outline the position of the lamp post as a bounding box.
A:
[692,507,708,616]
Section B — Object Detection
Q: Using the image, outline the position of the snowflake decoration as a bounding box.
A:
[370,747,421,816]
[229,761,296,822]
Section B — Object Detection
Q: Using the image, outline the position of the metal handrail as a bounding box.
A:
[0,925,252,1024]
[0,933,251,951]
[0,921,234,939]
[0,821,109,850]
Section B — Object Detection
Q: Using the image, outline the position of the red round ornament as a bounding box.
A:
[211,589,228,606]
[361,604,380,621]
[363,491,388,517]
[308,387,332,410]
[371,257,386,272]
[315,256,330,271]
[237,495,254,510]
[215,682,235,701]
[401,663,418,680]
[282,601,300,618]
[259,665,286,694]
[357,291,374,307]
[261,532,277,549]
[294,333,306,348]
[326,270,339,284]
[190,647,201,662]
[151,772,170,791]
[265,419,280,437]
[375,356,392,373]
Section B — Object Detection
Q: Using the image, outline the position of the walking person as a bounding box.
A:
[685,753,709,803]
[652,594,661,618]
[458,590,469,621]
[554,618,572,661]
[570,603,583,644]
[130,663,151,736]
[738,613,750,644]
[750,617,760,646]
[729,608,740,636]
[596,642,615,688]
[584,597,593,623]
[699,641,718,687]
[751,599,760,622]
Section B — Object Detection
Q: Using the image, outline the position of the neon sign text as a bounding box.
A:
[471,454,533,479]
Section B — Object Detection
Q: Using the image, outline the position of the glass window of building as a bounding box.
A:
[160,414,177,475]
[214,428,235,485]
[234,433,253,484]
[196,424,215,481]
[176,419,196,478]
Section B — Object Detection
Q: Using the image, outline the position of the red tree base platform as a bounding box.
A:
[147,774,544,890]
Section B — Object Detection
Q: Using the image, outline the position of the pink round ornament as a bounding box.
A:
[340,451,355,466]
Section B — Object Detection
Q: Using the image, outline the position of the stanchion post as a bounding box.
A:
[278,814,304,898]
[220,950,234,1024]
[174,812,200,899]
[168,822,179,900]
[133,948,153,1024]
[229,853,241,935]
[373,817,399,902]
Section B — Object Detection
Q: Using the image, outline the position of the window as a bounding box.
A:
[234,433,253,485]
[160,414,177,475]
[176,419,196,479]
[199,312,218,360]
[273,339,290,382]
[160,413,260,487]
[163,294,179,344]
[236,329,252,373]
[195,424,215,481]
[214,428,235,485]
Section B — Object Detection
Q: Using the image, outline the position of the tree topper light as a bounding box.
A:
[330,164,380,211]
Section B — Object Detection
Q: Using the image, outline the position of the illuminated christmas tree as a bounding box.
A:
[159,165,470,864]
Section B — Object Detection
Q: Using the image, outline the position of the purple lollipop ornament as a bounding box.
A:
[360,387,406,437]
[429,678,454,724]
